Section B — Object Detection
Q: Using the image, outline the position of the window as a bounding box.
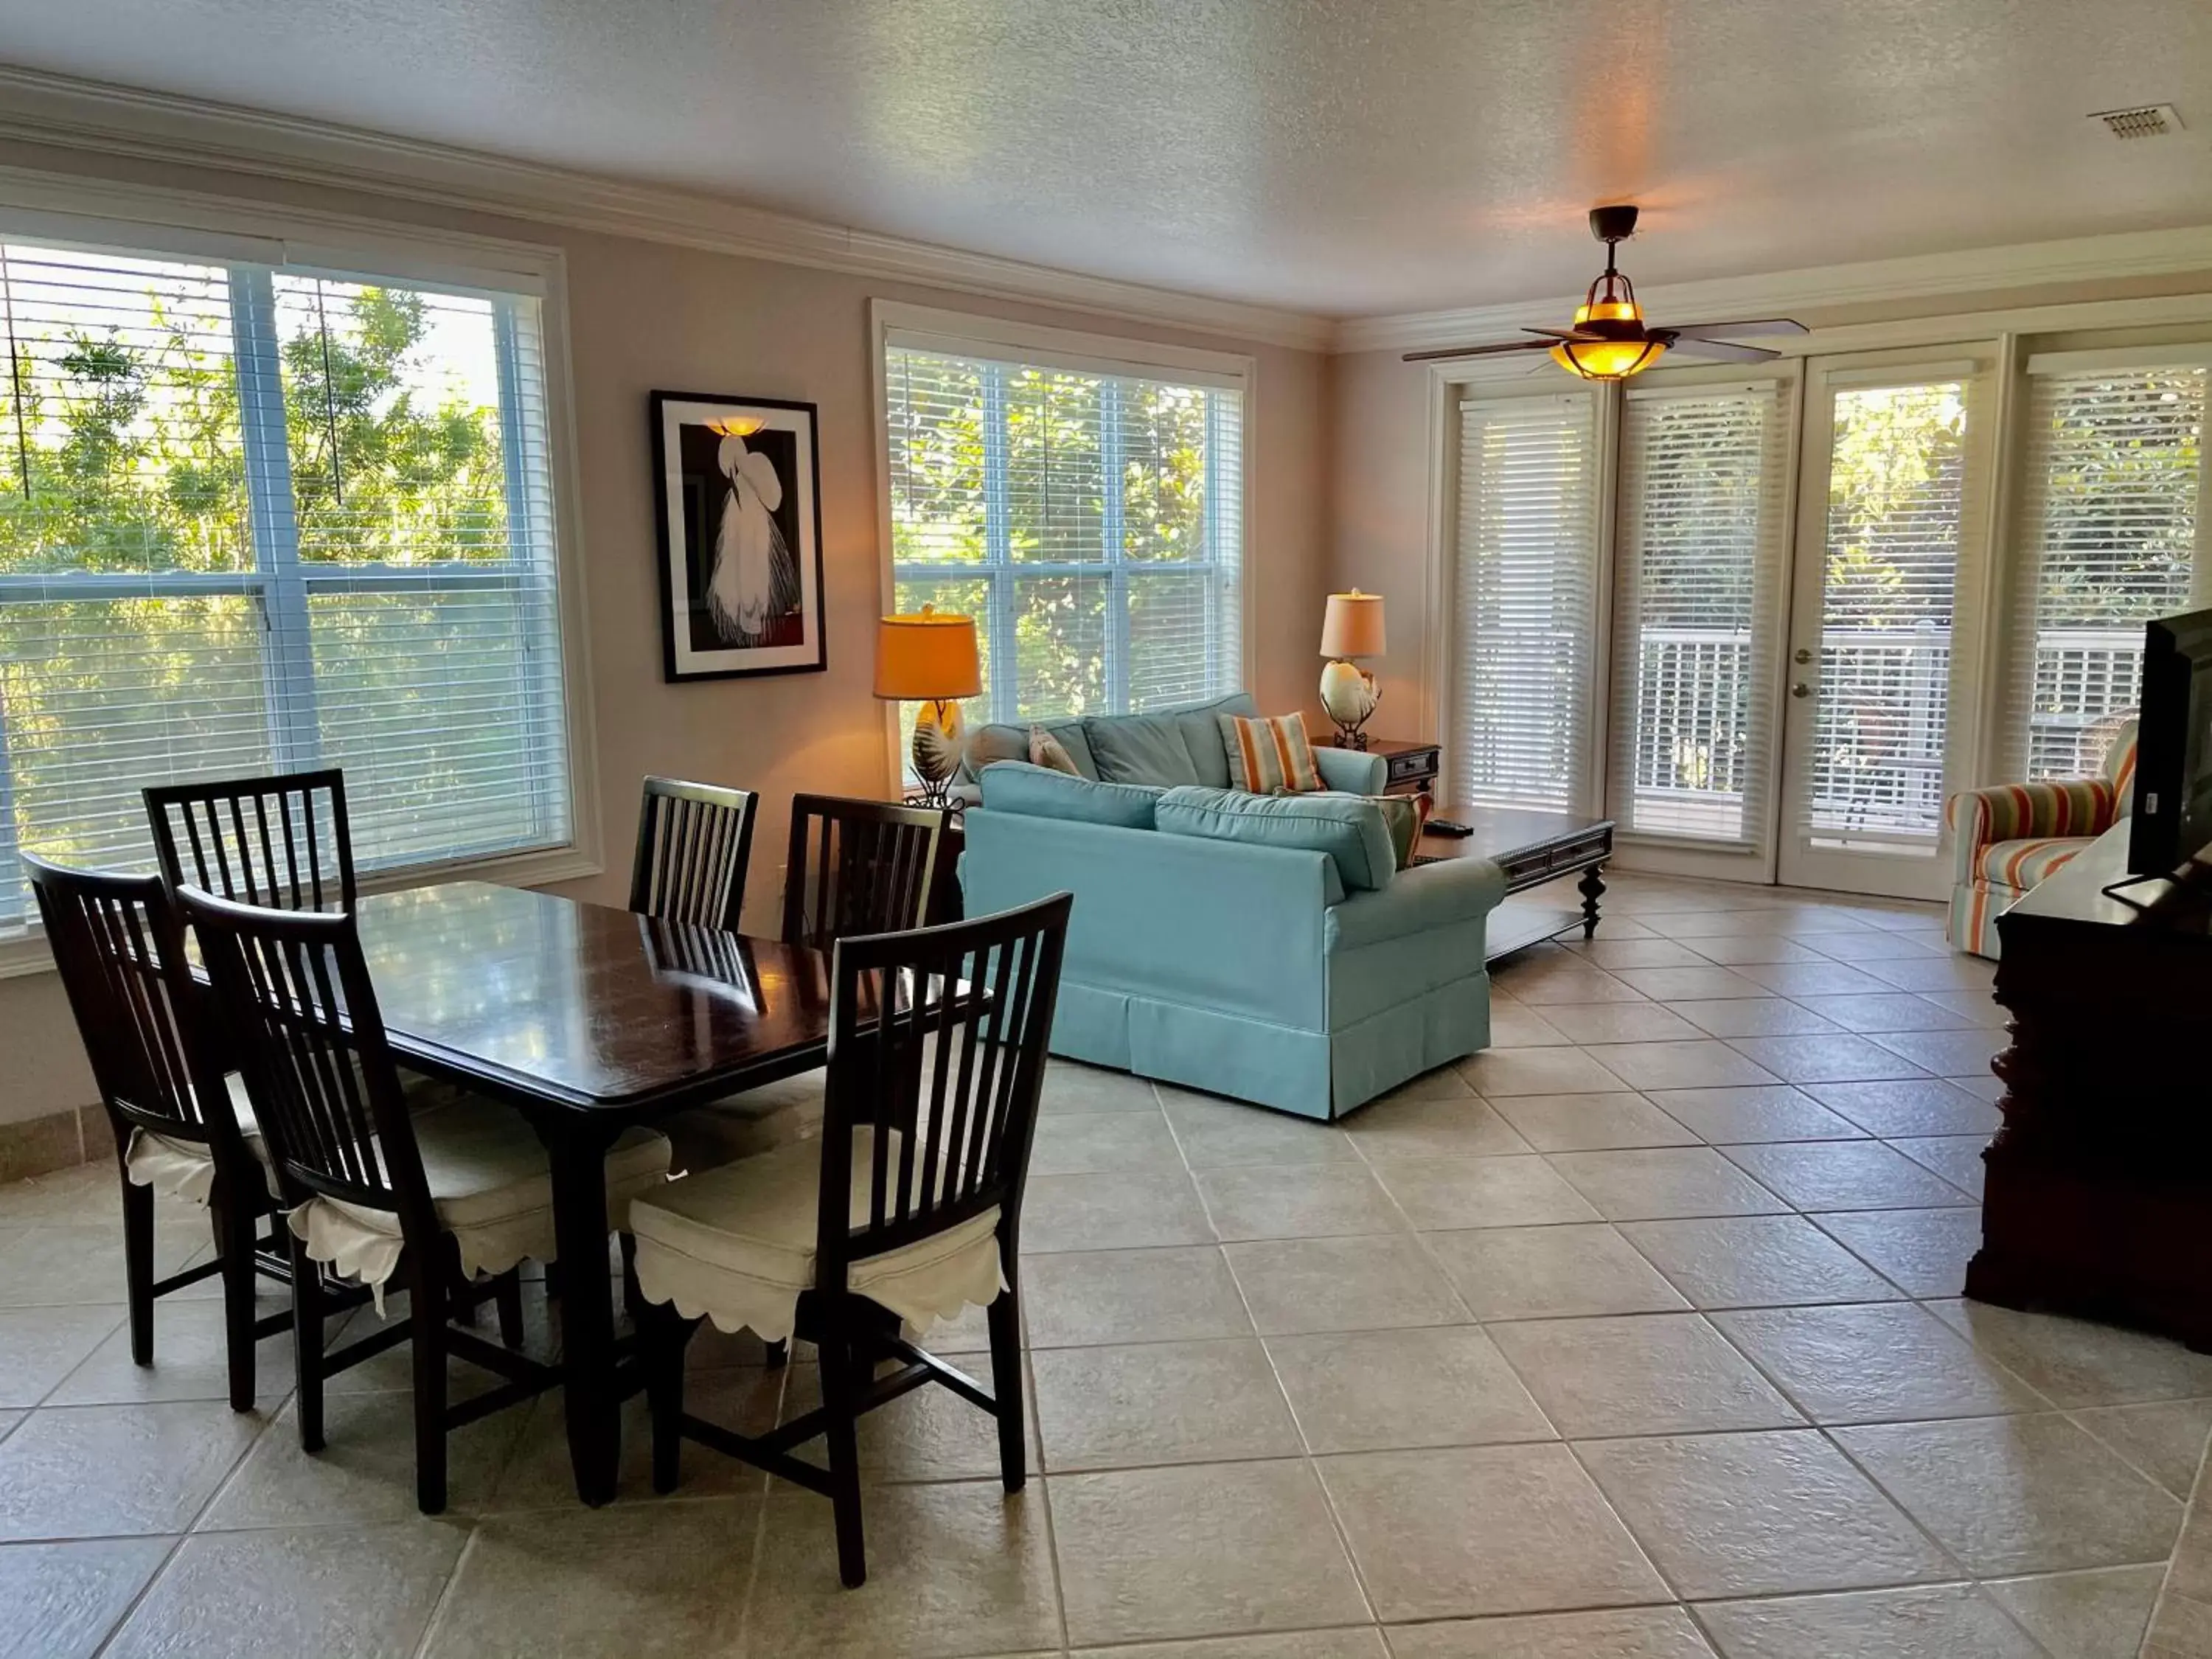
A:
[0,234,569,931]
[1610,381,1792,844]
[882,334,1244,737]
[2009,354,2209,779]
[1450,391,1599,810]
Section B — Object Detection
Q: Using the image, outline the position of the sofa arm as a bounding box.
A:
[1313,745,1388,795]
[1945,779,2117,885]
[1326,854,1506,953]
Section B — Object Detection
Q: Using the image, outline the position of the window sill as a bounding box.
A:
[0,843,605,982]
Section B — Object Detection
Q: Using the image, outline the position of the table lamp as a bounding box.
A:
[874,604,982,806]
[1318,589,1385,750]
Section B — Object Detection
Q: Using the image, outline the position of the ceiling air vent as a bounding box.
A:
[2089,104,2184,139]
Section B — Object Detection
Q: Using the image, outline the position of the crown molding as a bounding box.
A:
[0,64,1337,352]
[1334,223,2212,354]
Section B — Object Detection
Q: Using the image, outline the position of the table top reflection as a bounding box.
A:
[355,881,835,1113]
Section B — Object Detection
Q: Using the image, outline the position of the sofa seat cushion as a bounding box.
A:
[1975,835,2093,890]
[1086,712,1206,786]
[1155,785,1397,892]
[630,1127,1004,1343]
[979,761,1165,829]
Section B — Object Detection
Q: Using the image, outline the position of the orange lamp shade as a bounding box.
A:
[873,605,981,700]
[1547,299,1667,380]
[1319,590,1386,658]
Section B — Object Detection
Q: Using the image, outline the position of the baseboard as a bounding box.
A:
[0,1102,100,1184]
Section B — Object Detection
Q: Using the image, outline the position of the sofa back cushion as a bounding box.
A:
[964,717,1096,782]
[978,761,1164,830]
[1170,692,1255,787]
[1154,785,1397,893]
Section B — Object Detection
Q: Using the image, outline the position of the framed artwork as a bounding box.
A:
[650,391,827,681]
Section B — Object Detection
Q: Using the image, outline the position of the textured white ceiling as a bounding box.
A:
[2,0,2209,318]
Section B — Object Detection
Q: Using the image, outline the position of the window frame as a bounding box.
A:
[0,178,601,977]
[869,300,1254,782]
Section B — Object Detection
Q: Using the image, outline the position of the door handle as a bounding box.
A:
[1792,682,1812,699]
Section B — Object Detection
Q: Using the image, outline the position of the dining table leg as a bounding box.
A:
[536,1115,623,1506]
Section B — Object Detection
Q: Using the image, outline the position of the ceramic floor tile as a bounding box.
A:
[1802,1077,2003,1137]
[1722,1033,1929,1085]
[2146,1590,2212,1657]
[1891,1133,1989,1199]
[1486,1313,1803,1438]
[1711,1301,2048,1424]
[1834,1413,2184,1575]
[495,1367,783,1506]
[1074,1633,1388,1658]
[1194,1163,1408,1242]
[1983,1563,2166,1659]
[1224,1235,1470,1335]
[1022,1245,1254,1348]
[1545,1148,1790,1221]
[1029,1110,1184,1175]
[1425,1224,1686,1321]
[1040,1060,1164,1114]
[1865,1027,2006,1078]
[1034,1339,1301,1470]
[1491,963,1647,1006]
[1813,1208,1983,1298]
[1564,938,1714,970]
[0,1164,125,1226]
[0,1225,211,1309]
[1720,1140,1972,1211]
[1795,992,1989,1032]
[1158,1093,1359,1167]
[2070,1399,2212,1498]
[1265,1324,1554,1454]
[1664,998,1843,1038]
[1856,954,2000,993]
[1578,1429,1952,1598]
[1796,929,1952,962]
[1050,1459,1367,1646]
[1929,1301,2212,1406]
[1730,960,1902,998]
[1532,1002,1708,1045]
[1484,1093,1697,1152]
[1607,966,1773,1001]
[1674,935,1830,966]
[1458,1047,1630,1097]
[1020,1169,1215,1253]
[1486,1001,1576,1047]
[1641,1085,1867,1144]
[46,1294,294,1408]
[1317,1443,1667,1621]
[1383,1606,1717,1658]
[1617,1216,1903,1310]
[108,1521,465,1659]
[1917,988,2012,1027]
[1697,1584,2041,1658]
[1580,1042,1781,1092]
[0,1537,172,1659]
[1343,1095,1532,1159]
[1365,1155,1602,1231]
[0,1306,126,1408]
[0,1401,262,1540]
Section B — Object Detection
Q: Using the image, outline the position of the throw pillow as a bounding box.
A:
[1219,712,1324,795]
[1365,793,1433,871]
[1029,724,1080,776]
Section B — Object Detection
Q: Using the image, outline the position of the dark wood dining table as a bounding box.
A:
[352,878,837,1506]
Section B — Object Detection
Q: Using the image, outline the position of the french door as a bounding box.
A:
[1774,355,1996,898]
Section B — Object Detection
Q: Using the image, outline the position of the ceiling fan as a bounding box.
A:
[1405,205,1806,380]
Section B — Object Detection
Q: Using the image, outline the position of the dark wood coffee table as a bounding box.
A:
[1416,804,1615,960]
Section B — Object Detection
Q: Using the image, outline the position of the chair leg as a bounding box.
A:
[121,1174,156,1366]
[493,1270,526,1350]
[619,1232,642,1323]
[764,1338,789,1370]
[288,1233,327,1454]
[411,1249,451,1516]
[818,1315,868,1588]
[644,1298,695,1496]
[215,1194,259,1413]
[986,1268,1026,1493]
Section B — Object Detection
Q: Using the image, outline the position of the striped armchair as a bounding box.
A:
[1946,720,2138,959]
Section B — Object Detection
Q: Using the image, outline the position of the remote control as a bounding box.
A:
[1426,818,1475,838]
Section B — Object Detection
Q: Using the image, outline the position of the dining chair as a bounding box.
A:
[145,768,355,912]
[27,854,298,1411]
[180,883,674,1513]
[634,891,1073,1587]
[630,776,759,933]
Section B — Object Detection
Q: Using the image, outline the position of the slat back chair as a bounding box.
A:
[179,884,553,1512]
[630,776,759,933]
[26,854,288,1407]
[145,769,355,912]
[782,795,949,952]
[646,891,1072,1587]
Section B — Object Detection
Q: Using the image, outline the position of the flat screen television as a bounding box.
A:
[2127,608,2212,876]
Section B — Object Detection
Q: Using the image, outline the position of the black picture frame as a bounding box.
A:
[650,390,828,682]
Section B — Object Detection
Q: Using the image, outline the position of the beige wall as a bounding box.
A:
[0,140,1331,1127]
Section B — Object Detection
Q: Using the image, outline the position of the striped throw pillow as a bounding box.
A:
[1220,712,1324,794]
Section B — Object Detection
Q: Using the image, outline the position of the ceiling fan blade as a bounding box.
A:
[1666,338,1782,364]
[1666,317,1809,341]
[1518,327,1603,341]
[1401,339,1557,364]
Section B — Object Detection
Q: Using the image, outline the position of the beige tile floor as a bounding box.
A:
[1,872,2205,1657]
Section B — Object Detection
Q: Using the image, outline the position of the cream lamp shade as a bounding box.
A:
[873,605,981,701]
[1319,590,1386,658]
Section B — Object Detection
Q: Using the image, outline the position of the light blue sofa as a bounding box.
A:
[956,695,1507,1119]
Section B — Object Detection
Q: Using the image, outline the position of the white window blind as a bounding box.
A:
[2008,358,2208,780]
[883,341,1243,736]
[1612,382,1791,845]
[0,237,569,931]
[1802,380,1968,852]
[1451,392,1599,810]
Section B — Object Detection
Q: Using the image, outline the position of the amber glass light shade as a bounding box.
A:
[1548,299,1667,380]
[873,605,981,700]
